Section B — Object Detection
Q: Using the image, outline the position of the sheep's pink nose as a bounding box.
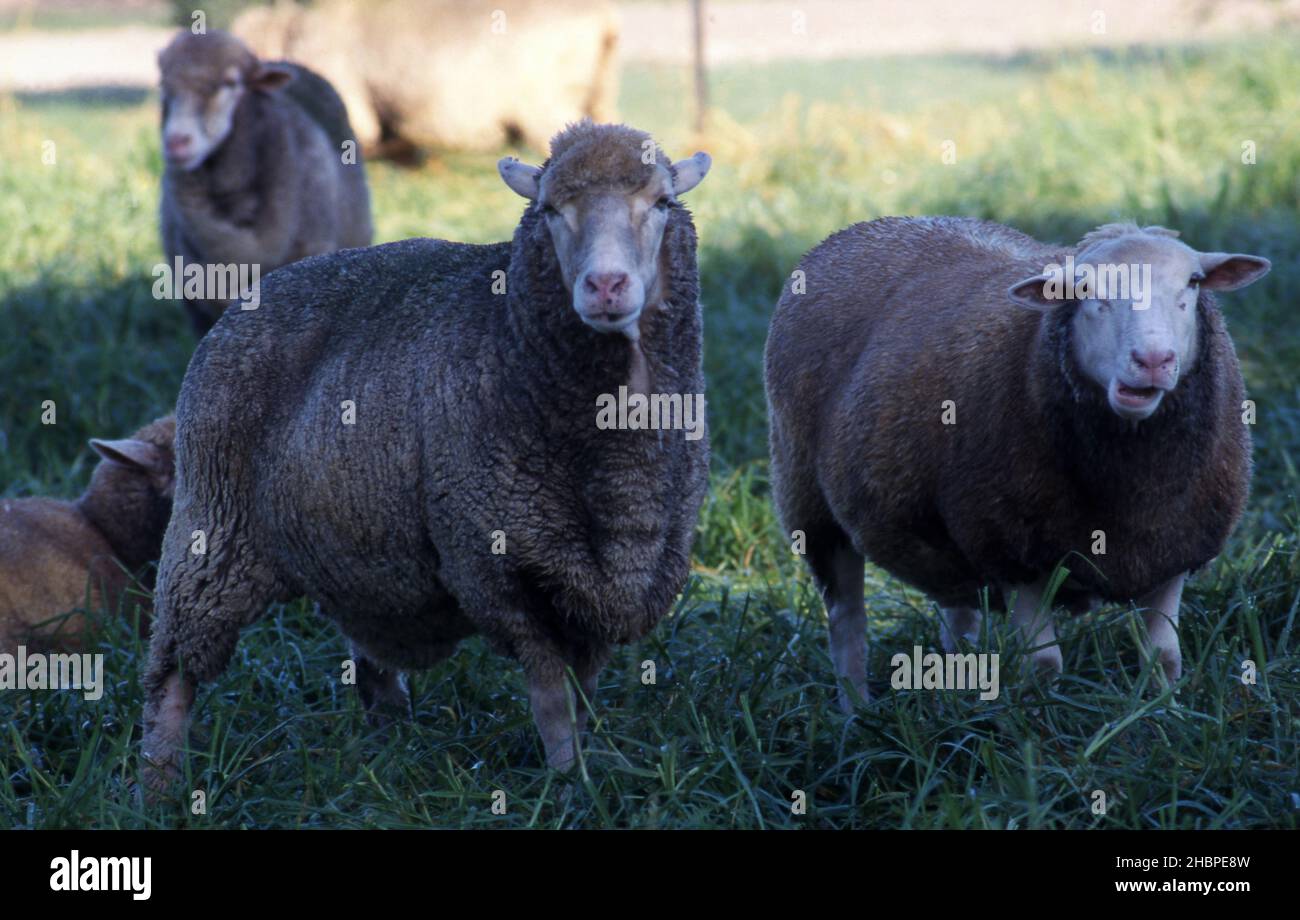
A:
[1131,348,1176,372]
[583,271,629,304]
[164,133,193,155]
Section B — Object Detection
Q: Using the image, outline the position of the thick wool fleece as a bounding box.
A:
[766,216,1250,609]
[542,121,663,202]
[144,125,708,708]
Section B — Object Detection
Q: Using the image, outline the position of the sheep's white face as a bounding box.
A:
[499,152,711,336]
[1009,236,1269,422]
[158,41,292,171]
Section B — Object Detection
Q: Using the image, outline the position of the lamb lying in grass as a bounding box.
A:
[141,122,712,793]
[157,29,372,335]
[0,416,175,653]
[766,218,1269,707]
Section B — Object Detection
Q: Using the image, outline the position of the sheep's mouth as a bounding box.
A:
[579,309,641,334]
[1117,383,1160,402]
[165,149,207,172]
[1107,379,1167,418]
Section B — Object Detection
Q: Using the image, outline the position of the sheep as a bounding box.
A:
[158,29,372,335]
[233,0,620,157]
[765,217,1270,708]
[139,121,712,793]
[0,416,176,654]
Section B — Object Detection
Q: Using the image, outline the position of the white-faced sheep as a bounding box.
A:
[0,416,175,653]
[158,29,372,335]
[233,0,620,156]
[766,217,1269,707]
[140,122,712,792]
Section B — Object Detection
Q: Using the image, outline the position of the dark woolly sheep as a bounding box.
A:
[0,416,175,653]
[141,122,712,791]
[766,217,1269,708]
[158,29,372,335]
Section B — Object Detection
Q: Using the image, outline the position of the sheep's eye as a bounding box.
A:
[1189,273,1204,287]
[655,196,672,211]
[539,203,558,217]
[220,78,239,90]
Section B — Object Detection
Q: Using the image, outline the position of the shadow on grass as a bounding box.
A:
[0,273,191,495]
[13,85,153,110]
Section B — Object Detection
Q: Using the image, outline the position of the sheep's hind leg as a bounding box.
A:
[807,528,868,711]
[141,512,279,802]
[1005,578,1063,675]
[940,606,982,653]
[1138,572,1185,683]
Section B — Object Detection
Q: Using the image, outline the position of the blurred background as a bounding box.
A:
[1,1,1297,828]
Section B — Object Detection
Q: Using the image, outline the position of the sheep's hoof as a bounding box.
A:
[1028,646,1064,676]
[1016,649,1063,708]
[356,658,412,728]
[137,752,182,807]
[1151,647,1182,687]
[939,607,982,654]
[836,683,870,713]
[360,691,413,730]
[544,738,580,772]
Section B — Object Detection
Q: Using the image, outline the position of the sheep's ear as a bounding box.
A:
[671,152,711,196]
[90,438,163,473]
[1007,273,1061,311]
[498,157,541,200]
[249,63,294,93]
[1198,252,1271,291]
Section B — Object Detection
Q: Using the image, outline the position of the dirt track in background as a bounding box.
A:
[2,0,1299,92]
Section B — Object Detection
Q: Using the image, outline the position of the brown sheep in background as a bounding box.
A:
[140,122,711,796]
[766,217,1270,708]
[0,416,175,654]
[234,0,620,157]
[158,29,372,335]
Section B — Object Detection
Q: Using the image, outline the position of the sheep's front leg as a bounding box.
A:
[141,670,196,798]
[810,540,868,711]
[571,644,610,738]
[523,641,607,771]
[352,644,413,727]
[526,663,581,771]
[1006,578,1062,674]
[1139,572,1186,683]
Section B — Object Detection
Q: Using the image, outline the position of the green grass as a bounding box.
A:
[1,37,1298,828]
[0,2,171,32]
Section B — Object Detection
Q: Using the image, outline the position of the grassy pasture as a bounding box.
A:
[0,39,1297,828]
